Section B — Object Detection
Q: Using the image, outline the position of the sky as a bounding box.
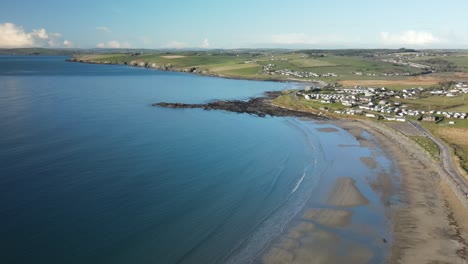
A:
[1,0,468,49]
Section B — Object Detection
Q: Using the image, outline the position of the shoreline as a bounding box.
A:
[66,58,326,86]
[335,119,468,263]
[70,58,468,262]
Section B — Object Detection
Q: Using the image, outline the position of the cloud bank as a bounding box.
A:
[380,30,441,46]
[97,40,131,48]
[201,38,210,48]
[162,41,188,49]
[0,22,72,48]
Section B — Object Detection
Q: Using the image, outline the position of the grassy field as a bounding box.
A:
[73,50,468,89]
[400,94,468,112]
[410,54,468,70]
[410,136,439,159]
[74,51,442,84]
[421,119,468,174]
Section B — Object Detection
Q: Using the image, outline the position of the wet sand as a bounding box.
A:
[316,127,339,133]
[360,156,378,169]
[325,177,369,207]
[302,208,353,228]
[261,119,467,264]
[337,119,468,263]
[261,176,374,264]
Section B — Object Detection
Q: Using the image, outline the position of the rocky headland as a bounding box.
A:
[153,92,328,119]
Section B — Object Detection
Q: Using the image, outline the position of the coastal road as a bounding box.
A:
[409,120,468,198]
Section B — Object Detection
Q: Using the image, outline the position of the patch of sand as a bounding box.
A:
[440,181,468,245]
[360,156,378,169]
[326,177,369,207]
[262,222,372,264]
[317,127,339,133]
[302,208,353,228]
[342,126,372,148]
[368,171,394,206]
[160,55,186,59]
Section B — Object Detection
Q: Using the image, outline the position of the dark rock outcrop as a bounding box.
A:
[153,92,327,120]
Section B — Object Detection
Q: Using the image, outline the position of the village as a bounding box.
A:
[262,63,337,78]
[298,82,468,122]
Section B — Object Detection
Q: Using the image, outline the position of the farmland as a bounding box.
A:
[72,49,468,91]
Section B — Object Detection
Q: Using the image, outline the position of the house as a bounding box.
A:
[423,115,436,122]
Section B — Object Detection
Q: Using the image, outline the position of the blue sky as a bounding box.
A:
[1,0,467,49]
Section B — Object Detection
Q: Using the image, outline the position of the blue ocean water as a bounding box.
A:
[0,56,334,263]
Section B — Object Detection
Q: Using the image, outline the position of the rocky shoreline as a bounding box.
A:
[153,92,328,119]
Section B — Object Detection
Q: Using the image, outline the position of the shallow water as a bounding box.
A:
[0,56,391,263]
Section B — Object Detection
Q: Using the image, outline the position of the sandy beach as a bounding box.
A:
[260,119,467,264]
[338,119,468,263]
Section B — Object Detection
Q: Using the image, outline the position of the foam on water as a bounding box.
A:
[291,171,306,194]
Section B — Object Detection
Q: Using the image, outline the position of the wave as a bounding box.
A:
[224,120,330,264]
[291,171,306,194]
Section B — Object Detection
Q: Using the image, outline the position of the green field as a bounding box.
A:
[400,94,468,112]
[73,49,468,90]
[410,136,439,159]
[421,120,468,174]
[74,50,430,83]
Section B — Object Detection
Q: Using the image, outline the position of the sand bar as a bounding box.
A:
[302,208,353,228]
[326,177,369,207]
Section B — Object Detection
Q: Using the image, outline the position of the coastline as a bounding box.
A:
[66,58,326,86]
[69,58,468,263]
[335,119,468,263]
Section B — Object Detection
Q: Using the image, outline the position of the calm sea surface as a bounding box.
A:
[0,56,390,264]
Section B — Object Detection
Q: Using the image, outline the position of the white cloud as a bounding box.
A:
[97,40,131,48]
[0,22,72,48]
[63,40,74,48]
[96,26,111,33]
[31,28,48,39]
[271,33,317,45]
[201,38,210,48]
[380,30,441,46]
[0,22,35,48]
[48,39,59,47]
[163,41,188,49]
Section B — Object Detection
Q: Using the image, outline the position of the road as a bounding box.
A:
[409,120,468,197]
[291,90,300,104]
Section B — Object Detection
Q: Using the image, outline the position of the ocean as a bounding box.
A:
[0,56,390,263]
